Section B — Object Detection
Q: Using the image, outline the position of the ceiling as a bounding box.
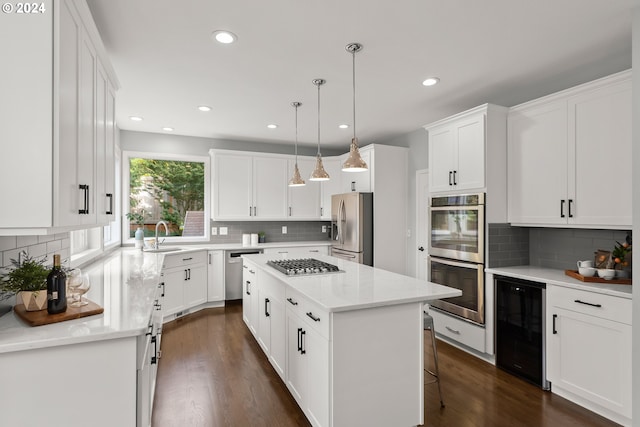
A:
[87,0,634,150]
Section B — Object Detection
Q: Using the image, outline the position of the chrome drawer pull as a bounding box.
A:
[574,299,602,308]
[445,326,460,334]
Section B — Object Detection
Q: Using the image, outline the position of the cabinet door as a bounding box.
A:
[257,288,271,355]
[253,156,289,219]
[568,78,632,227]
[320,157,343,219]
[288,158,321,219]
[455,113,485,190]
[162,269,185,316]
[304,327,330,427]
[213,153,253,219]
[507,101,568,224]
[547,307,632,418]
[242,272,252,329]
[184,264,207,308]
[95,61,108,224]
[77,30,97,226]
[56,0,82,227]
[286,312,306,405]
[207,251,225,302]
[269,298,286,380]
[428,126,456,193]
[340,150,371,193]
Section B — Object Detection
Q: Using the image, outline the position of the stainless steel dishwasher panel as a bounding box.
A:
[225,249,262,300]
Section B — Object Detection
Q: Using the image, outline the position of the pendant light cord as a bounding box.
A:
[294,103,299,161]
[352,49,356,140]
[317,82,321,156]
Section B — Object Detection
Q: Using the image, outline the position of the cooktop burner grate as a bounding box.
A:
[267,258,342,276]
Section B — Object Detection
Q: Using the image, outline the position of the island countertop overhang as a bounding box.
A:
[242,253,461,313]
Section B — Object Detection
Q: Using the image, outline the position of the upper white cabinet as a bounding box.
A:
[508,70,631,228]
[288,158,321,219]
[211,151,288,220]
[0,0,118,234]
[424,104,509,223]
[426,112,485,193]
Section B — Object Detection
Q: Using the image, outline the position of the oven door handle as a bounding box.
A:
[429,256,483,270]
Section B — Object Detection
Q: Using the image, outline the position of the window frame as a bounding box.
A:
[122,150,210,244]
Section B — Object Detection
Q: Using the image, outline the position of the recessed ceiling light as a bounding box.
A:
[267,124,278,129]
[129,116,143,121]
[162,127,174,132]
[339,124,349,129]
[422,77,440,87]
[212,30,237,44]
[198,105,212,112]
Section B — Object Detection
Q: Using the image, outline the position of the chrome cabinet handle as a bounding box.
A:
[445,326,460,334]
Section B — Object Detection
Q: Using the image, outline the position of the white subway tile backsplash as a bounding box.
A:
[16,236,38,247]
[0,237,17,252]
[27,243,48,258]
[46,239,62,253]
[38,234,55,243]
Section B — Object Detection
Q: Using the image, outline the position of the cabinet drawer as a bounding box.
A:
[301,296,330,340]
[285,288,305,319]
[261,271,285,300]
[428,307,486,353]
[163,251,207,270]
[548,285,631,325]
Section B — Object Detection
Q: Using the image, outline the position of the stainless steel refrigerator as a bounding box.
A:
[330,192,373,265]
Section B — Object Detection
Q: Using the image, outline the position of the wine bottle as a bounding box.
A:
[47,254,67,314]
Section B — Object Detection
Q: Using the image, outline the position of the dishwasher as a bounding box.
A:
[495,276,550,390]
[225,249,262,300]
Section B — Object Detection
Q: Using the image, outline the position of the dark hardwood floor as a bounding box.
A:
[152,303,618,427]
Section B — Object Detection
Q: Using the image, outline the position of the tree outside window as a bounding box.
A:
[128,157,206,238]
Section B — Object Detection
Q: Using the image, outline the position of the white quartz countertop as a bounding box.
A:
[0,248,164,354]
[486,266,632,299]
[244,254,462,312]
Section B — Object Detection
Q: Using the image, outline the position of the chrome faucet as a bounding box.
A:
[154,221,169,249]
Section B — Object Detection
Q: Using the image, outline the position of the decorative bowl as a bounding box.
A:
[597,269,616,280]
[578,267,596,277]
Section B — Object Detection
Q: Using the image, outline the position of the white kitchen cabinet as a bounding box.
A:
[285,290,330,427]
[0,0,118,234]
[211,150,288,220]
[288,158,321,219]
[96,60,116,224]
[426,110,486,193]
[257,271,287,379]
[162,251,207,319]
[242,259,259,336]
[319,157,342,220]
[207,250,225,302]
[340,149,372,193]
[546,285,631,426]
[508,70,631,228]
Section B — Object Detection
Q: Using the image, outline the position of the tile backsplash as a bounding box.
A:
[210,220,331,244]
[488,224,631,271]
[0,233,71,270]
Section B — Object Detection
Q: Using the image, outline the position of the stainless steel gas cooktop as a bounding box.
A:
[267,258,342,276]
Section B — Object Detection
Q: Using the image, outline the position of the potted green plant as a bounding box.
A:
[258,231,266,244]
[0,253,50,311]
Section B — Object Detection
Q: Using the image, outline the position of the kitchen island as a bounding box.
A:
[241,253,461,427]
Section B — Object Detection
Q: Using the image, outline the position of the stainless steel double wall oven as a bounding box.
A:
[428,193,485,325]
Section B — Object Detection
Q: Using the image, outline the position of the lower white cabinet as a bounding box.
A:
[162,251,207,319]
[257,272,287,379]
[242,259,258,335]
[427,306,486,353]
[207,250,225,302]
[547,285,632,426]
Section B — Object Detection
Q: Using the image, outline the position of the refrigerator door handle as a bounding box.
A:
[340,199,346,245]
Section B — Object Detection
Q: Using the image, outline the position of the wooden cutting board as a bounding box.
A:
[14,300,104,327]
[564,270,632,285]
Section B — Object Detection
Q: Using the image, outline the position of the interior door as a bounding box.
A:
[415,169,429,280]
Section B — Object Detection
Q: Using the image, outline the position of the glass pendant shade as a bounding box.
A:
[309,78,330,181]
[288,101,306,187]
[310,154,330,181]
[342,42,369,173]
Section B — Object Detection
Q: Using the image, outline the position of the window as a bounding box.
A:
[123,151,210,243]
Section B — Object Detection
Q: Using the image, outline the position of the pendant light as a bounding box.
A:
[342,42,368,172]
[309,78,330,181]
[288,101,305,187]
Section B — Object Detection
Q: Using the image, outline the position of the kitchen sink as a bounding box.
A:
[143,247,184,253]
